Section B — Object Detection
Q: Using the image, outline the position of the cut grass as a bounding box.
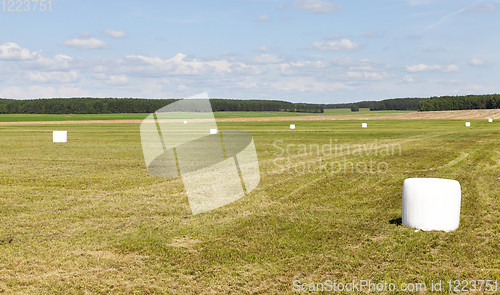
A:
[0,119,499,293]
[323,108,416,115]
[0,108,416,122]
[0,113,151,122]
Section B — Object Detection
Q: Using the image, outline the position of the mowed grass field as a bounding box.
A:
[0,109,416,122]
[0,118,499,293]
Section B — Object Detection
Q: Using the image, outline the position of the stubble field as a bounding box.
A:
[0,114,499,294]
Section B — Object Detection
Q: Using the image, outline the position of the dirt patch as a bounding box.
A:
[1,109,500,125]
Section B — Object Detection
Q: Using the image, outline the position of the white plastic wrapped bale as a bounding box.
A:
[362,123,367,128]
[53,131,67,142]
[465,122,470,127]
[290,124,295,129]
[402,178,461,232]
[488,118,493,123]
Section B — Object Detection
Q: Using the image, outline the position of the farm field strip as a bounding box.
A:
[0,118,499,293]
[1,108,500,125]
[0,109,417,123]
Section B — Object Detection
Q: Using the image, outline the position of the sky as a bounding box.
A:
[0,0,498,103]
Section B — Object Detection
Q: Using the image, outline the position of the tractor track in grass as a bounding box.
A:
[2,109,500,125]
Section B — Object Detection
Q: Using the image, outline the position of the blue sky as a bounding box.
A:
[0,0,498,103]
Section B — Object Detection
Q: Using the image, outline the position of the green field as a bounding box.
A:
[0,119,499,293]
[323,108,416,115]
[0,109,416,122]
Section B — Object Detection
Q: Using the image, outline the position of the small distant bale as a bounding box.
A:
[488,118,493,123]
[53,131,67,143]
[465,122,470,127]
[290,124,295,129]
[362,123,367,128]
[210,129,218,134]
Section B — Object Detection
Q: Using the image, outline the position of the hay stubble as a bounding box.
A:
[0,117,499,293]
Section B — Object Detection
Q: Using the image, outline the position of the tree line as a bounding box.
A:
[324,101,373,109]
[210,99,323,113]
[418,94,500,111]
[0,98,324,114]
[324,97,421,111]
[324,94,500,111]
[2,94,498,114]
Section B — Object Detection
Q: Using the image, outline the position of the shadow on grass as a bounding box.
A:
[389,217,402,226]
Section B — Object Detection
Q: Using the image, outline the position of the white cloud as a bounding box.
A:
[469,58,487,67]
[349,65,373,71]
[403,75,415,82]
[443,64,459,72]
[292,0,340,13]
[246,54,283,64]
[254,15,272,22]
[29,85,57,98]
[345,71,387,80]
[237,81,258,89]
[62,38,110,50]
[91,73,107,80]
[280,61,329,75]
[279,57,393,78]
[119,53,231,76]
[104,29,128,39]
[59,85,86,97]
[27,71,79,83]
[257,46,272,52]
[93,65,108,73]
[466,4,496,13]
[229,64,262,75]
[108,75,129,85]
[331,57,356,66]
[276,4,287,10]
[1,39,492,102]
[309,39,360,51]
[0,86,25,98]
[205,59,232,72]
[0,85,59,98]
[405,63,459,72]
[280,58,391,82]
[0,43,35,60]
[140,79,167,96]
[20,54,76,71]
[0,85,86,98]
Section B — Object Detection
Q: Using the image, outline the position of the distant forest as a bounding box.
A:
[0,98,324,114]
[1,94,499,114]
[418,94,500,111]
[325,94,500,111]
[324,97,422,111]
